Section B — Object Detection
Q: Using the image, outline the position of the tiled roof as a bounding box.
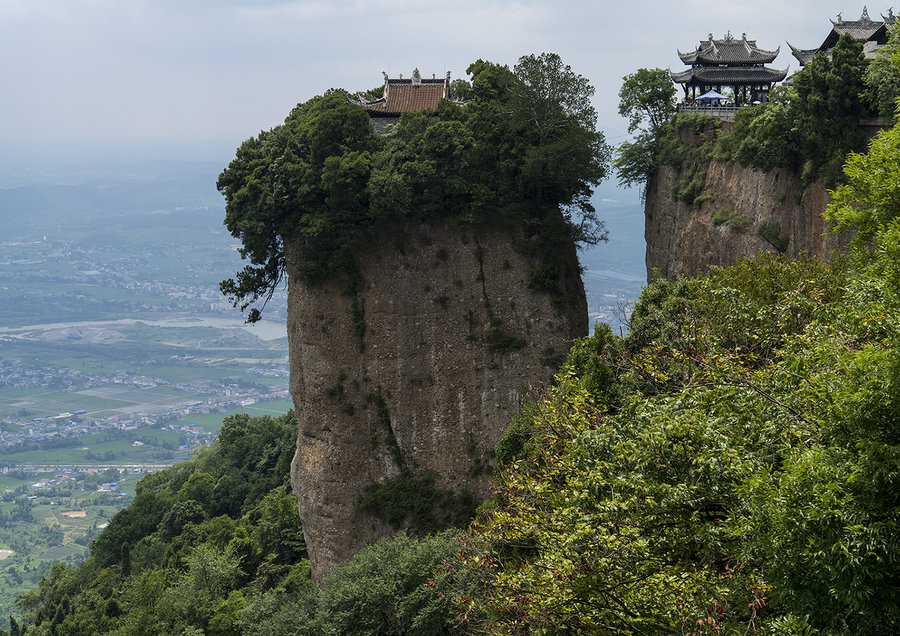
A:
[822,22,887,50]
[362,69,449,116]
[793,9,894,65]
[365,82,446,116]
[672,66,789,85]
[679,33,780,66]
[788,43,819,66]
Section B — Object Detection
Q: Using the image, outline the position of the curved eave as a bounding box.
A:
[678,49,699,64]
[787,41,818,66]
[672,66,789,85]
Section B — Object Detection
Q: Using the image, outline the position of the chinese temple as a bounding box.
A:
[672,32,789,103]
[788,7,898,66]
[359,69,451,133]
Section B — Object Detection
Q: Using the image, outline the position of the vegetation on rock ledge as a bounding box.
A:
[218,52,610,322]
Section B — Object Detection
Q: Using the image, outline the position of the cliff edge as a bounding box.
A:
[644,123,849,280]
[285,215,586,580]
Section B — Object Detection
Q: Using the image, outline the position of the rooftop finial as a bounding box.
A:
[412,68,421,85]
[862,6,871,21]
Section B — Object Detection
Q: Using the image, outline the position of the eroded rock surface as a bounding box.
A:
[645,159,848,280]
[285,216,586,580]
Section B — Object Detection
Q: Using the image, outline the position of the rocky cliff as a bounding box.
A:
[645,128,849,280]
[284,215,586,580]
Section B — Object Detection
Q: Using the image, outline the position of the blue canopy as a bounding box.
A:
[695,90,729,103]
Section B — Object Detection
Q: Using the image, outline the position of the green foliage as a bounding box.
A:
[717,35,871,187]
[655,113,719,205]
[864,25,900,117]
[14,412,302,633]
[675,164,707,203]
[482,326,527,352]
[221,53,610,321]
[235,531,467,636]
[794,34,870,184]
[827,112,900,242]
[613,68,677,193]
[464,214,900,634]
[711,207,751,232]
[356,475,477,535]
[612,132,657,190]
[723,94,797,172]
[758,219,790,252]
[617,68,677,136]
[311,532,466,635]
[218,90,376,320]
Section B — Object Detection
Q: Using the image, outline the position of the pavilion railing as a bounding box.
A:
[677,103,745,121]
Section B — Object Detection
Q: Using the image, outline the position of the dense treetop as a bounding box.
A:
[218,53,610,322]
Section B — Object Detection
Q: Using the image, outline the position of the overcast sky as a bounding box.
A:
[0,1,893,164]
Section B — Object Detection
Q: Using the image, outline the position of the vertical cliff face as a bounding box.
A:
[285,215,586,580]
[645,130,849,280]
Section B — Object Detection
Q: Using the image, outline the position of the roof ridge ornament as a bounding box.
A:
[412,68,421,85]
[861,6,871,22]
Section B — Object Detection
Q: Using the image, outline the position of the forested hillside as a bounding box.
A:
[9,111,899,635]
[9,38,900,635]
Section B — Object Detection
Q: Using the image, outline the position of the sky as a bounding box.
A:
[0,0,894,166]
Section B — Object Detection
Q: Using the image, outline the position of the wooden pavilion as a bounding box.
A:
[672,32,789,103]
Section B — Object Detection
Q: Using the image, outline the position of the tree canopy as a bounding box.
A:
[716,33,872,186]
[456,109,900,635]
[612,68,677,193]
[864,25,900,118]
[218,53,610,322]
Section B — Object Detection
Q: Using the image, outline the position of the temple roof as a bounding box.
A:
[791,7,896,65]
[361,69,449,116]
[822,7,890,49]
[679,32,780,66]
[787,43,819,66]
[672,65,789,86]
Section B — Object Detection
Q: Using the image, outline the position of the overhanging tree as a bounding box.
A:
[613,68,676,194]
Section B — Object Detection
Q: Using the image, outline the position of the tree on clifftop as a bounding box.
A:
[217,90,375,322]
[612,68,676,195]
[218,53,609,322]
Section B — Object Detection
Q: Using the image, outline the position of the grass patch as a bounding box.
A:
[711,208,752,232]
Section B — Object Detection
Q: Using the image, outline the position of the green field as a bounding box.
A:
[172,399,293,433]
[0,473,141,622]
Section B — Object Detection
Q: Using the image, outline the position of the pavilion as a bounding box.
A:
[672,32,789,104]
